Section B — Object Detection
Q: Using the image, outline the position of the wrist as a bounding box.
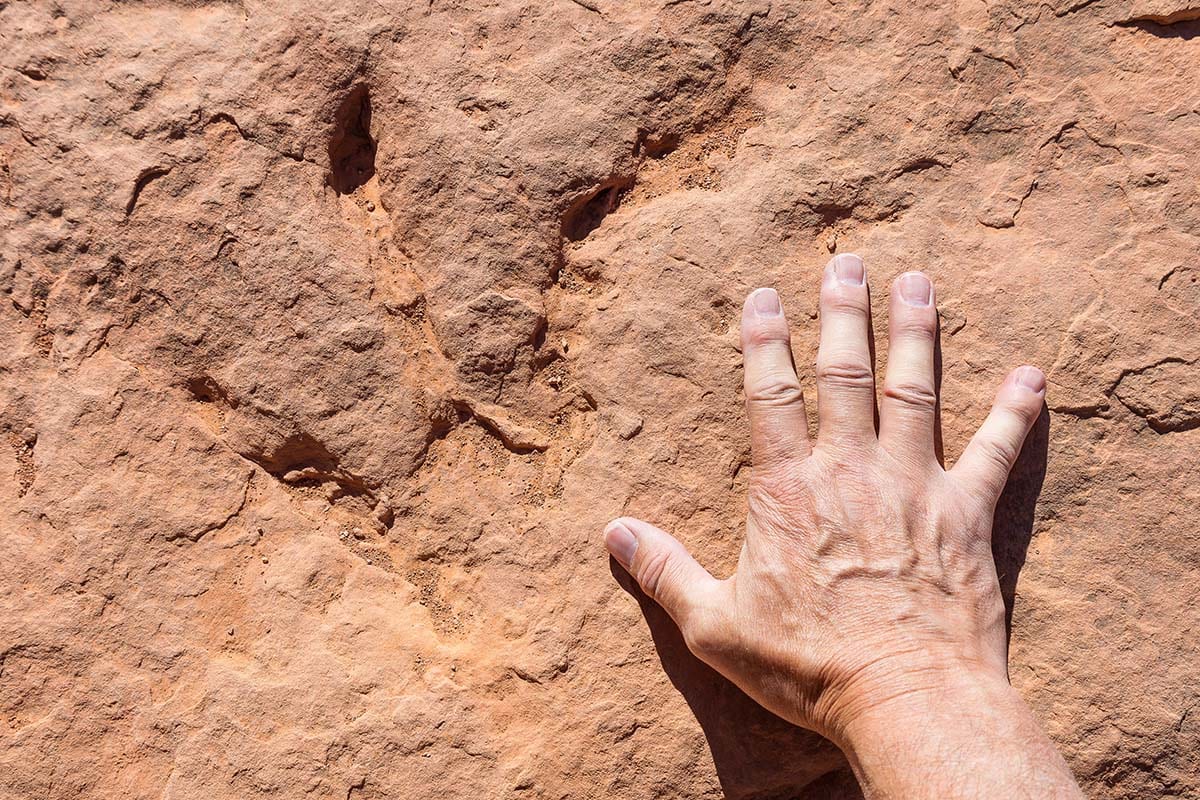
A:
[825,668,1082,799]
[807,652,1010,745]
[831,667,1017,753]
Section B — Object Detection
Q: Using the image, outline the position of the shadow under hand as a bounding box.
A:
[990,405,1050,641]
[611,562,859,800]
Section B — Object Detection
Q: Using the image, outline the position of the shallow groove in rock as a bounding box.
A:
[124,166,171,216]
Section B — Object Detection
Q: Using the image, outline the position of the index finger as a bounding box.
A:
[741,287,812,467]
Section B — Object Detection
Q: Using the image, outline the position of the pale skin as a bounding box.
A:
[604,254,1084,799]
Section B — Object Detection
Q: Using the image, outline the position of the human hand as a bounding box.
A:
[605,255,1081,797]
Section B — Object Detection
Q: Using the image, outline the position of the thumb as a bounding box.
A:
[604,517,720,631]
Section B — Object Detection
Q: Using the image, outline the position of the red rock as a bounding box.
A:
[1,1,1198,797]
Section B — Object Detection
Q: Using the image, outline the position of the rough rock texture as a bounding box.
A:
[2,1,1198,797]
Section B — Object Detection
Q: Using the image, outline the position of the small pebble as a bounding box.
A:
[613,411,644,441]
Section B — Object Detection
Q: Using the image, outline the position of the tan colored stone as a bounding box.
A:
[1,1,1198,797]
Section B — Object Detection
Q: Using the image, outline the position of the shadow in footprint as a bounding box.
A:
[328,84,376,195]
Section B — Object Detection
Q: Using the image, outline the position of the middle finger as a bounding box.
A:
[815,253,877,445]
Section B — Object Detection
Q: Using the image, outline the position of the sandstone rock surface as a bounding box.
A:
[2,1,1199,797]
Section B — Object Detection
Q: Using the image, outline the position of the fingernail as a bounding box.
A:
[1015,366,1046,394]
[834,254,865,286]
[750,288,782,317]
[605,521,638,567]
[897,272,932,307]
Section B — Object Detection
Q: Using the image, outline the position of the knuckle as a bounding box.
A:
[977,436,1020,474]
[635,548,673,598]
[892,314,937,339]
[822,292,869,317]
[883,381,938,411]
[743,321,790,348]
[1003,396,1041,423]
[817,359,875,389]
[745,377,805,407]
